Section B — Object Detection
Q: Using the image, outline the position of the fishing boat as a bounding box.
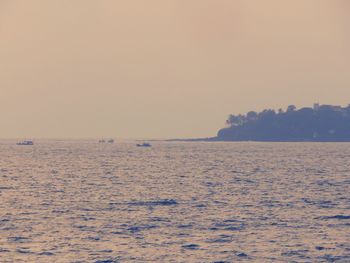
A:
[107,139,114,143]
[136,142,152,147]
[16,140,34,146]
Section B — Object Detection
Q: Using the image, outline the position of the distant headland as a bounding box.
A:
[202,104,350,142]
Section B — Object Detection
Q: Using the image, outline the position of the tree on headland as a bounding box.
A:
[287,105,296,112]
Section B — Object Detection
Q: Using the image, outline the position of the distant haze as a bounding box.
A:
[1,0,350,139]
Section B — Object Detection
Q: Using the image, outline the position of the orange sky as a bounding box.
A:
[0,0,349,138]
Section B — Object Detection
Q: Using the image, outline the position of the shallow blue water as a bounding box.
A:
[0,141,349,262]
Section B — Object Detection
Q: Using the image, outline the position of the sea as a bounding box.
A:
[0,140,349,263]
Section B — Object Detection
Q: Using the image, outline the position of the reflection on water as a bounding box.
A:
[0,141,349,262]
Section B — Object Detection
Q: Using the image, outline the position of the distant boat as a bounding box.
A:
[99,139,106,143]
[107,139,114,143]
[136,142,152,147]
[16,140,34,146]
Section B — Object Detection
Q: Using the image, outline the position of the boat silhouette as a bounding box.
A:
[136,142,151,147]
[16,140,34,146]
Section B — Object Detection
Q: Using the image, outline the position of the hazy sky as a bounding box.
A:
[1,0,350,138]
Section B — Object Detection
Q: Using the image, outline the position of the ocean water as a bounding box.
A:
[0,141,349,263]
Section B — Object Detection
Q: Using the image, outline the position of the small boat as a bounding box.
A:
[99,139,106,143]
[136,142,152,147]
[107,139,114,143]
[16,140,34,146]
